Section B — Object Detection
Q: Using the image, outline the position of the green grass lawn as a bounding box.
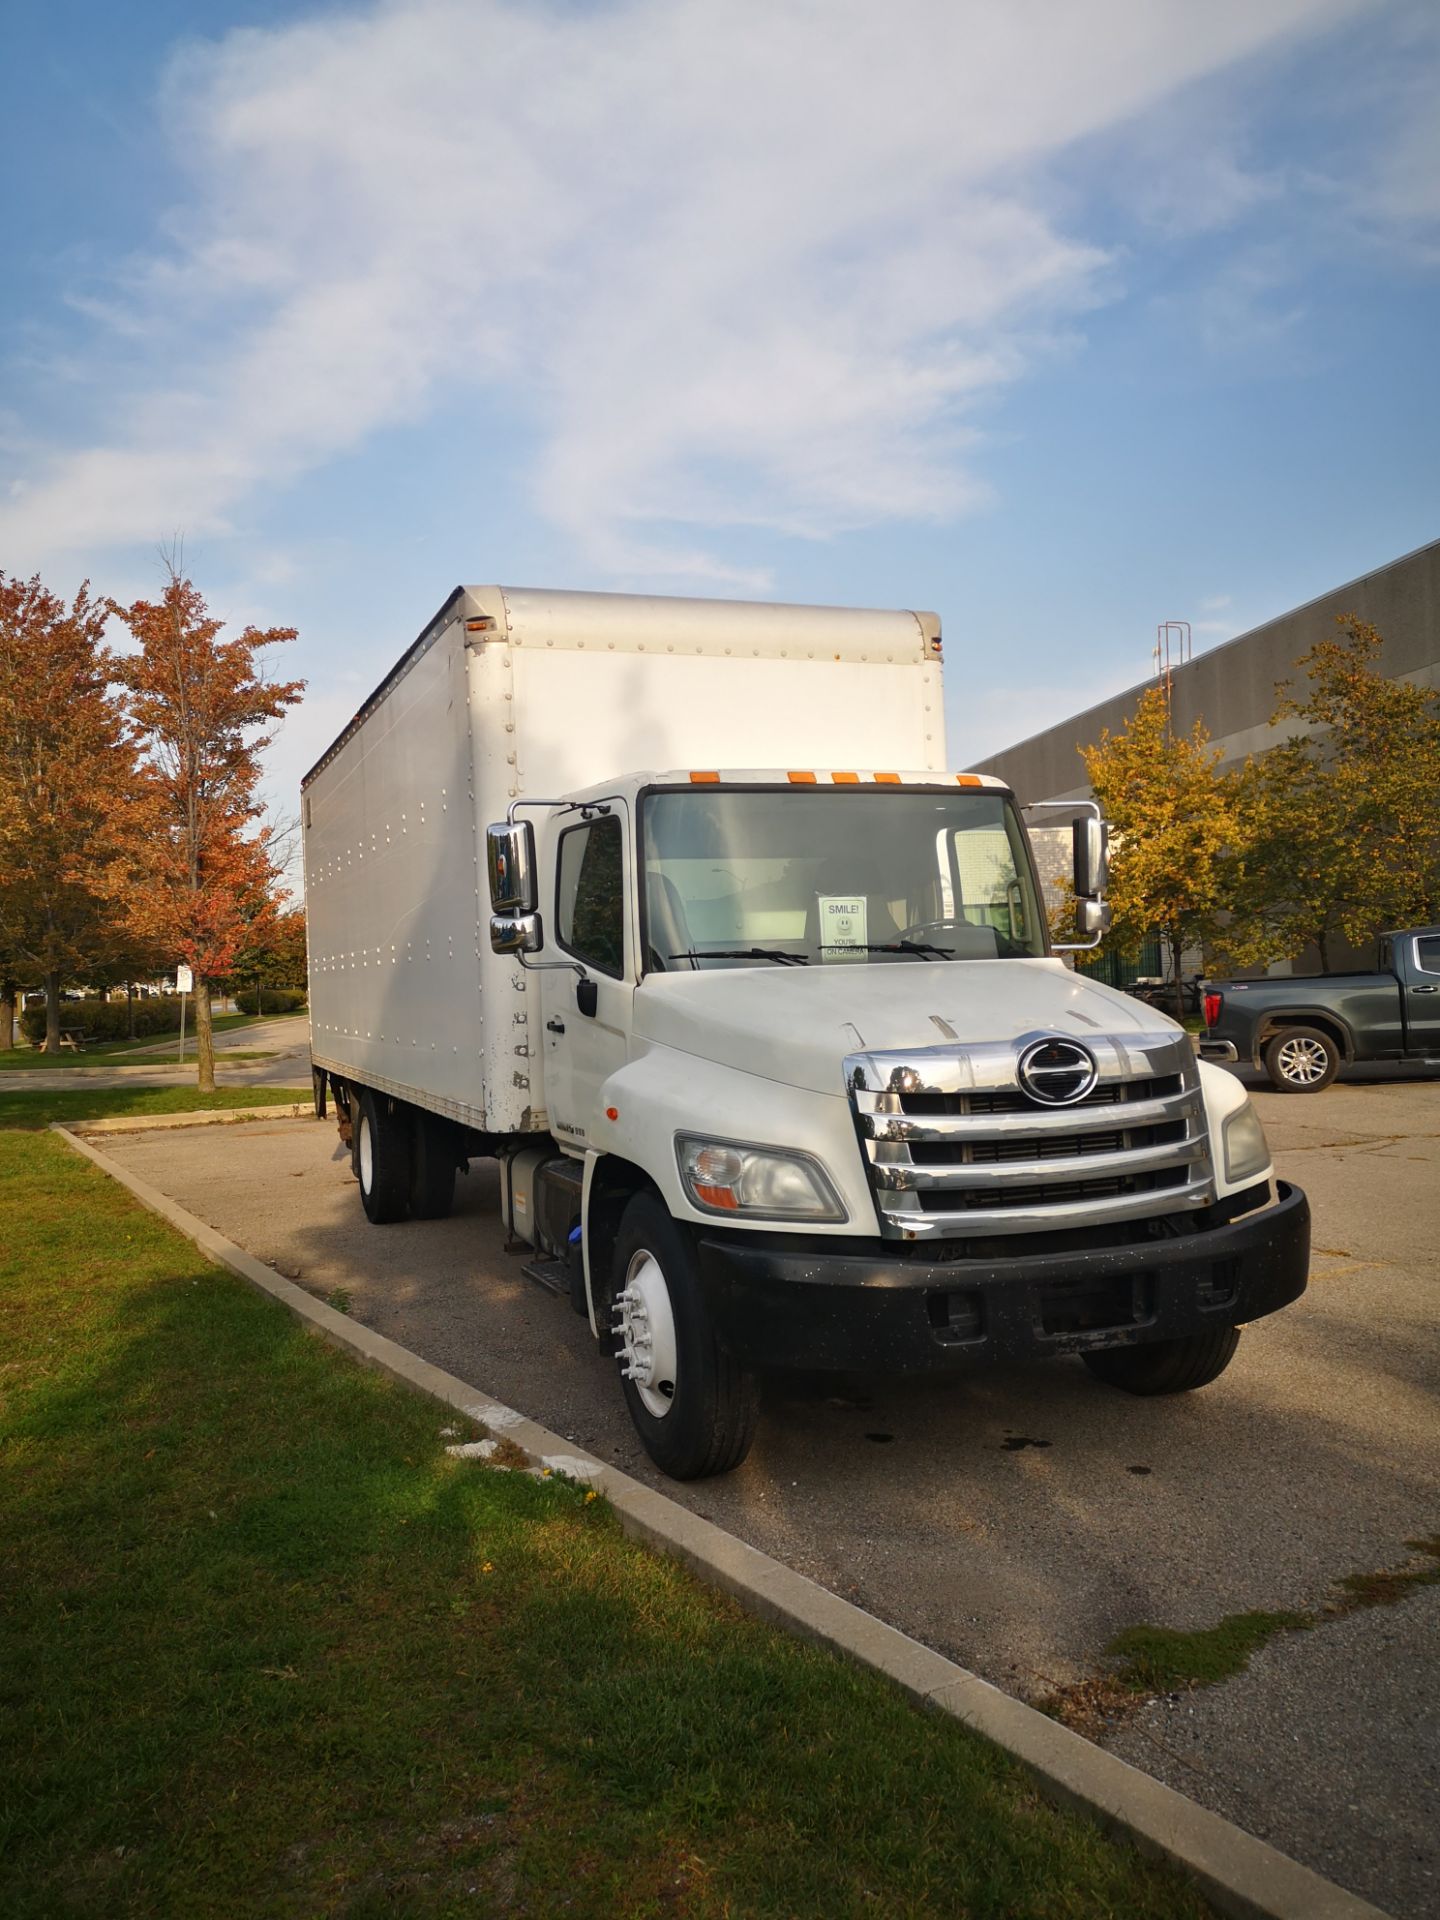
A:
[0,1010,299,1071]
[0,1127,1211,1920]
[0,1085,306,1130]
[0,1039,193,1070]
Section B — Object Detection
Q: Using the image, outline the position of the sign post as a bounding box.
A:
[176,965,194,1063]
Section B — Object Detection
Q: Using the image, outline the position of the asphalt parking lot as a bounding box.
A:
[96,1064,1438,1919]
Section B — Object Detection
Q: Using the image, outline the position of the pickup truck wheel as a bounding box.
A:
[1264,1026,1340,1093]
[1082,1325,1241,1395]
[409,1112,457,1219]
[609,1194,760,1480]
[357,1088,411,1224]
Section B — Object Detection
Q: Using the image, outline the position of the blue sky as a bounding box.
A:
[3,0,1438,825]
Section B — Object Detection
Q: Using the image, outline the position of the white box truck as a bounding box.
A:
[302,586,1309,1478]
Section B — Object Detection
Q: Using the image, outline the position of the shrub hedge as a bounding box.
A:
[19,999,186,1044]
[234,987,307,1015]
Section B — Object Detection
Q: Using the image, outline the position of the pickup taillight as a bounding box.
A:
[1203,991,1222,1028]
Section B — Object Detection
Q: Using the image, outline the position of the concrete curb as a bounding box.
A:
[53,1118,1391,1920]
[72,1103,313,1134]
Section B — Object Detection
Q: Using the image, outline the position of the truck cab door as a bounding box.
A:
[543,806,631,1150]
[1402,932,1440,1054]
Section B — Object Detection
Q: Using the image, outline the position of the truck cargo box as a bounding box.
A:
[301,586,945,1135]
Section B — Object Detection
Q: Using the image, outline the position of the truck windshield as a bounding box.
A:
[641,786,1046,971]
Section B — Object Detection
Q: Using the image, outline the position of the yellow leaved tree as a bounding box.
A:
[1082,686,1238,1018]
[1226,616,1440,972]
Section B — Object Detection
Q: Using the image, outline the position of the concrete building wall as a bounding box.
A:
[974,537,1440,805]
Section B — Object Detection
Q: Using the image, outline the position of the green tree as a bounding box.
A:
[1222,740,1358,974]
[226,903,307,1011]
[1223,616,1440,971]
[1082,686,1238,1017]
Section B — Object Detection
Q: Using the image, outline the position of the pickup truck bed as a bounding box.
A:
[1202,927,1440,1090]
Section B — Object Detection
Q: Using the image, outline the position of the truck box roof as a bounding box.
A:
[303,585,941,790]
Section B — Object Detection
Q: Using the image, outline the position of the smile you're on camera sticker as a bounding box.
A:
[818,895,868,961]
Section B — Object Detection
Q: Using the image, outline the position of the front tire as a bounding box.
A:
[1082,1325,1241,1395]
[609,1194,760,1480]
[1264,1025,1340,1093]
[357,1088,411,1224]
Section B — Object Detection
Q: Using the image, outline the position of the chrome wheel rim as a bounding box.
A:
[1277,1037,1328,1085]
[358,1112,374,1190]
[612,1247,679,1419]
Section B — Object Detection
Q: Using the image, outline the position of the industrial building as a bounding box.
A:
[975,537,1440,980]
[975,536,1440,804]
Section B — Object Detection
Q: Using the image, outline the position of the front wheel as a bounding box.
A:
[1082,1325,1240,1395]
[609,1194,760,1480]
[1264,1026,1340,1093]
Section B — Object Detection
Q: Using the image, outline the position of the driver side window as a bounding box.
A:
[557,816,625,978]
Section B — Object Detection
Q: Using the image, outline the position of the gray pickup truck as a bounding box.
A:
[1201,927,1440,1091]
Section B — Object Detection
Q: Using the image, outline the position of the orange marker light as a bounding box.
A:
[832,771,859,783]
[787,770,817,783]
[694,1184,739,1210]
[955,773,981,787]
[605,1106,619,1121]
[689,770,720,783]
[874,772,901,784]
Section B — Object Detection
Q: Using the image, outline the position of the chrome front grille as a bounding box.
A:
[845,1033,1213,1240]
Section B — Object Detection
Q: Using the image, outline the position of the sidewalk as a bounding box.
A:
[2,1017,312,1093]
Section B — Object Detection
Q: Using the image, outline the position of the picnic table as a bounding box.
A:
[57,1028,89,1052]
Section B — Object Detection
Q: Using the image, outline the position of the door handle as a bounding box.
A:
[1414,984,1439,994]
[546,1018,566,1033]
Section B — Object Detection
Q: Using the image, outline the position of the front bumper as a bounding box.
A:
[694,1181,1309,1373]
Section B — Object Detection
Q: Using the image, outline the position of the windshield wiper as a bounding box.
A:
[823,941,955,961]
[670,947,809,966]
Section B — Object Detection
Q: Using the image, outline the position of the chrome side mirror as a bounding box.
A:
[1028,799,1109,953]
[1073,815,1109,898]
[487,821,537,914]
[490,911,544,956]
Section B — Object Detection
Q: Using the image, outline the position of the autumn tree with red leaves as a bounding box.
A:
[110,567,303,1091]
[0,573,147,1051]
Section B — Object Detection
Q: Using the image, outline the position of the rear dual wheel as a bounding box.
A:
[357,1089,411,1223]
[409,1111,458,1219]
[355,1094,459,1223]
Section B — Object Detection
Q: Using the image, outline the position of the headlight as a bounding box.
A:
[676,1135,847,1222]
[1221,1100,1271,1184]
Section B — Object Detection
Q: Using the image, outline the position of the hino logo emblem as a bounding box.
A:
[1017,1038,1098,1106]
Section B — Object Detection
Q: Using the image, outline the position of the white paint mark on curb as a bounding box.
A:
[51,1117,1391,1920]
[464,1401,525,1430]
[534,1454,603,1481]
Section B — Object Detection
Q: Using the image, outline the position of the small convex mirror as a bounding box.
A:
[487,820,537,913]
[1074,897,1112,938]
[1073,816,1109,899]
[490,911,543,956]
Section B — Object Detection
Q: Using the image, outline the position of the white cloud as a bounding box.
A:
[1337,9,1440,258]
[0,0,1379,575]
